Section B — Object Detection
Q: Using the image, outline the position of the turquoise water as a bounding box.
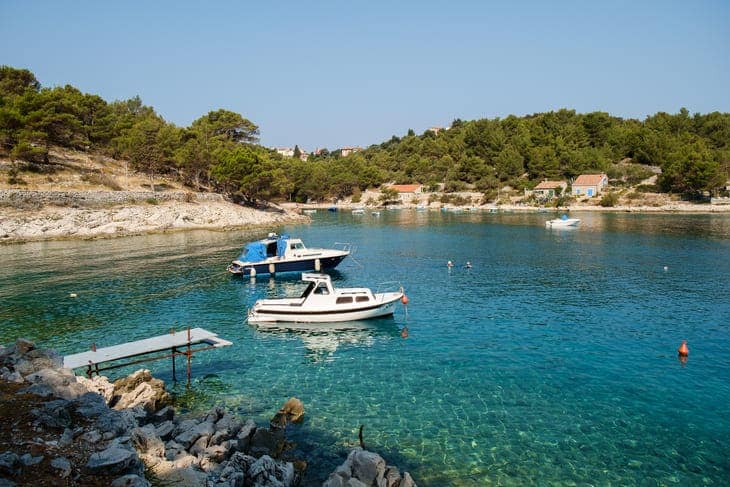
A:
[1,211,729,485]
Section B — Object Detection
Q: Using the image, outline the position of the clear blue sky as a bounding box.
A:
[2,0,728,151]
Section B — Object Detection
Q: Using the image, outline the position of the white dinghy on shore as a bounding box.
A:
[247,273,405,324]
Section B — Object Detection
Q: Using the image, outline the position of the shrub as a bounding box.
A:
[599,192,619,207]
[351,187,362,203]
[145,197,159,205]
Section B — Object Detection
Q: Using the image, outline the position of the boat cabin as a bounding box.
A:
[299,273,375,304]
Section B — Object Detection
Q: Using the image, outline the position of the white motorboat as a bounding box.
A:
[247,273,405,323]
[545,214,580,228]
[227,233,350,276]
[351,208,365,214]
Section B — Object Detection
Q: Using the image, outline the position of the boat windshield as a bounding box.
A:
[300,282,316,298]
[313,283,330,295]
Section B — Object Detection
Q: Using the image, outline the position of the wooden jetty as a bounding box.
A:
[63,327,232,382]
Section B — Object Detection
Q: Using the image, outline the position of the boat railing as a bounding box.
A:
[333,242,355,254]
[375,280,403,298]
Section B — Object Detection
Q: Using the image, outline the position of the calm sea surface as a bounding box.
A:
[1,210,729,485]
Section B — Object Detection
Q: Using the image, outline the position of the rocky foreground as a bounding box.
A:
[0,338,417,486]
[0,190,309,243]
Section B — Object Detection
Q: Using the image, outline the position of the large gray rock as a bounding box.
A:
[249,428,285,458]
[247,455,294,487]
[351,449,386,486]
[236,419,257,452]
[23,367,87,399]
[86,446,143,476]
[74,392,110,418]
[95,409,138,439]
[31,399,72,429]
[110,474,151,487]
[0,452,20,476]
[50,456,72,478]
[154,420,175,440]
[131,425,165,458]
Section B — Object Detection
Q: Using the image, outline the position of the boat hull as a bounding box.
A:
[228,253,348,276]
[248,293,402,323]
[545,218,580,228]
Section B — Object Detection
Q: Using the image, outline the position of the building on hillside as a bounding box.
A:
[526,180,568,201]
[340,147,362,157]
[299,152,309,161]
[276,147,294,158]
[572,174,608,198]
[427,126,444,135]
[389,184,423,195]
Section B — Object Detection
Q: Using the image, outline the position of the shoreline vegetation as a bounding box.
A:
[1,187,728,244]
[1,66,729,230]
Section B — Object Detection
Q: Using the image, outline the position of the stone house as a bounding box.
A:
[527,180,568,201]
[572,174,608,198]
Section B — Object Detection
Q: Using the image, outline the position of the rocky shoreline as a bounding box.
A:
[0,190,309,244]
[0,338,417,486]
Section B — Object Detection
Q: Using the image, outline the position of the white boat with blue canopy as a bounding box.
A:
[227,233,350,276]
[247,273,405,323]
[545,214,581,228]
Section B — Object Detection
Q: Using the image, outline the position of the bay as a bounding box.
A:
[1,210,729,485]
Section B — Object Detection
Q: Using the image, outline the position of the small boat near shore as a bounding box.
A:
[247,273,405,323]
[351,208,365,215]
[545,214,581,228]
[227,233,350,276]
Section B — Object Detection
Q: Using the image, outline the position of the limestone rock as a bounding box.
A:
[352,449,386,486]
[0,452,20,476]
[110,474,151,487]
[76,374,115,402]
[270,397,304,429]
[247,455,294,487]
[131,425,165,458]
[14,338,35,355]
[23,368,87,399]
[50,456,72,478]
[249,427,285,458]
[86,446,143,477]
[154,420,175,440]
[110,370,170,413]
[31,399,72,429]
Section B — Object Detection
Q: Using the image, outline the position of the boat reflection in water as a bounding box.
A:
[251,319,401,363]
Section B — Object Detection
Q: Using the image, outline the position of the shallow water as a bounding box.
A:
[1,210,729,485]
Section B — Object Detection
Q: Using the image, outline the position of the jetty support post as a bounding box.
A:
[187,326,192,385]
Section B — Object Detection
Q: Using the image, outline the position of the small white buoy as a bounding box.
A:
[250,267,257,278]
[315,258,321,271]
[268,263,276,274]
[69,293,77,298]
[663,266,668,271]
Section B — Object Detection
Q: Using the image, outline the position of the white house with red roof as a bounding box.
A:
[572,174,608,198]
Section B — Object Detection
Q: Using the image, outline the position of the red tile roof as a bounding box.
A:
[389,184,422,193]
[573,174,606,186]
[534,181,565,190]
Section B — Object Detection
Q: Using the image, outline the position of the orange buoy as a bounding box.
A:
[401,294,409,305]
[678,340,689,357]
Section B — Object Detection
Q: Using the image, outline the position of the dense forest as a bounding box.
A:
[1,66,728,204]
